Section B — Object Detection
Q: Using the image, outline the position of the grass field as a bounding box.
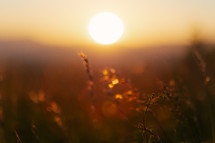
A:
[0,40,215,143]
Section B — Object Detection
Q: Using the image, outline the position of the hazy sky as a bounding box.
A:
[1,0,215,48]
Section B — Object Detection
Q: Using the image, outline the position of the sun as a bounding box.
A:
[88,12,124,45]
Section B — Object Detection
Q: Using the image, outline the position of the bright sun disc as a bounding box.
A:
[88,12,124,45]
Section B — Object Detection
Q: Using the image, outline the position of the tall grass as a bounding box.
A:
[0,41,214,142]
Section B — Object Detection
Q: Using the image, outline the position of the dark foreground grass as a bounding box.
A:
[0,41,215,143]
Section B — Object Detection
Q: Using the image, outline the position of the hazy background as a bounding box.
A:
[1,0,215,48]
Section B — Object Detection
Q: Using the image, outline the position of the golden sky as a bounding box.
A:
[1,0,215,48]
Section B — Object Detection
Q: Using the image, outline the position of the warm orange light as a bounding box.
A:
[115,94,123,100]
[88,12,124,45]
[112,79,119,85]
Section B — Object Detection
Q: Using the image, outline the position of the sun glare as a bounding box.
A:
[88,12,124,45]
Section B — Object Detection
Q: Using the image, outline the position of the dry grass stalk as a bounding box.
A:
[79,52,93,81]
[14,130,22,143]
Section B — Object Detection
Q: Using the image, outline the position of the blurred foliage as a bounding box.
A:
[0,41,215,143]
